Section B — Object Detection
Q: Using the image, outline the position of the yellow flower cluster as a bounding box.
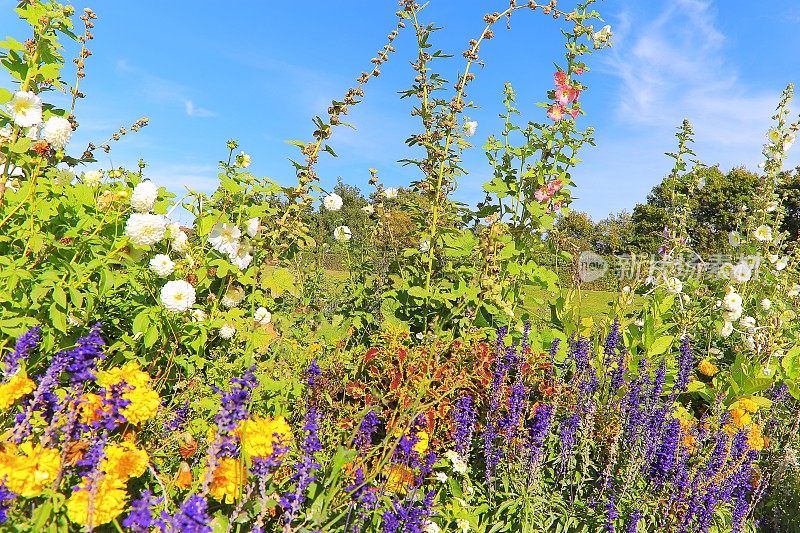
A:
[236,415,293,459]
[96,362,160,425]
[730,397,759,428]
[66,442,149,527]
[385,464,415,493]
[0,371,36,410]
[697,359,719,377]
[0,441,61,497]
[66,477,128,527]
[207,457,245,503]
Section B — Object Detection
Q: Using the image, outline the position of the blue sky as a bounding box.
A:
[3,0,799,222]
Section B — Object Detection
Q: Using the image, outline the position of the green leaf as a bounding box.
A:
[648,335,674,356]
[49,303,67,333]
[52,286,67,308]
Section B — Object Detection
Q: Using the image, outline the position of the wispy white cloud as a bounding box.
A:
[183,100,216,118]
[116,59,216,118]
[574,0,798,220]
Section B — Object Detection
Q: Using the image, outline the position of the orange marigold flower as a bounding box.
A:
[0,441,61,497]
[207,458,245,503]
[697,359,718,377]
[0,371,36,410]
[747,424,768,451]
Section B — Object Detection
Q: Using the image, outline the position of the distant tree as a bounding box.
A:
[552,210,598,255]
[628,165,800,255]
[595,210,635,255]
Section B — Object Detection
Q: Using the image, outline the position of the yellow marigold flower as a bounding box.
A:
[97,361,151,389]
[66,477,128,527]
[207,458,245,503]
[737,397,759,414]
[385,464,414,494]
[236,415,293,459]
[102,442,149,482]
[730,407,752,429]
[747,424,768,451]
[121,386,160,425]
[79,393,104,425]
[414,431,429,454]
[0,371,36,410]
[96,362,160,425]
[698,359,718,377]
[0,441,61,497]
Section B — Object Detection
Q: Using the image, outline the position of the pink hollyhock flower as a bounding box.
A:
[555,86,579,106]
[547,104,566,122]
[554,71,568,88]
[574,67,585,75]
[546,179,563,195]
[534,187,551,202]
[569,106,580,119]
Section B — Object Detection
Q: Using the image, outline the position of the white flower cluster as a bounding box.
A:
[208,218,259,270]
[160,280,196,313]
[5,91,73,149]
[131,181,159,213]
[323,193,343,211]
[333,225,351,242]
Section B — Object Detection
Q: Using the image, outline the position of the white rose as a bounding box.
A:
[219,323,236,339]
[723,307,743,322]
[160,280,196,313]
[254,307,272,326]
[7,91,42,127]
[422,522,440,533]
[384,187,399,199]
[125,213,167,247]
[130,180,159,213]
[236,151,251,168]
[149,254,175,277]
[761,298,772,311]
[720,321,733,337]
[434,472,448,483]
[722,291,742,311]
[41,116,72,149]
[740,316,756,333]
[191,309,207,322]
[775,257,789,271]
[334,225,352,242]
[361,204,374,215]
[323,193,343,211]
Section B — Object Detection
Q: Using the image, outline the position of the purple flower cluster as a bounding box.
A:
[212,365,258,433]
[122,490,167,532]
[280,403,322,529]
[0,481,16,525]
[354,410,381,451]
[3,325,41,378]
[381,490,435,533]
[453,394,476,458]
[164,400,190,434]
[62,322,106,385]
[169,495,212,533]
